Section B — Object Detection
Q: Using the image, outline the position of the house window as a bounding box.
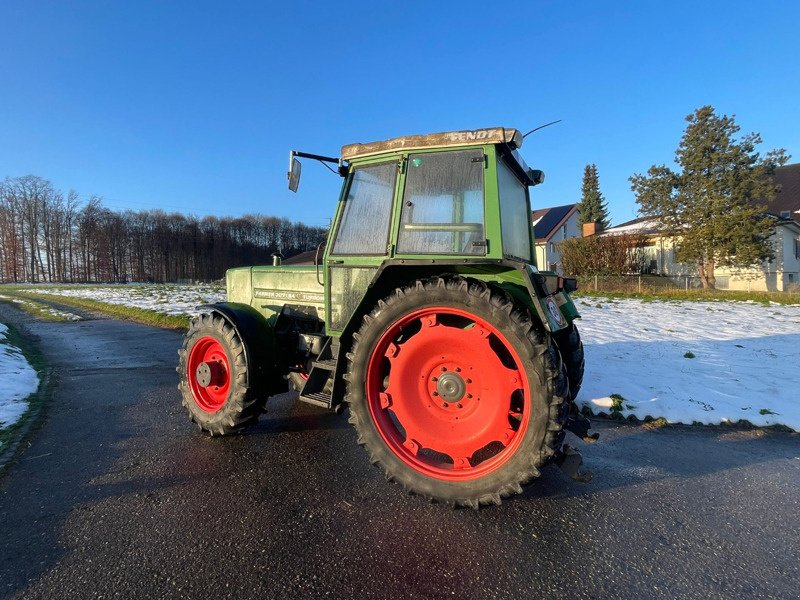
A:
[562,224,567,239]
[780,211,791,219]
[549,242,555,253]
[795,238,800,259]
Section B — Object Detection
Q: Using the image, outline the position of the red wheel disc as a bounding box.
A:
[366,307,530,481]
[187,336,231,413]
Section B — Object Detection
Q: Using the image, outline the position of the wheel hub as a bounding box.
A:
[195,361,224,388]
[436,371,466,402]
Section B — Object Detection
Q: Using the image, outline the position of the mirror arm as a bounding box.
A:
[289,150,349,179]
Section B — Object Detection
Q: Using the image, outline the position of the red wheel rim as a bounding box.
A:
[366,307,530,481]
[187,336,231,413]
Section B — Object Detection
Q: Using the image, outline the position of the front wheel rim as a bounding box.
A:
[366,307,531,481]
[187,336,231,413]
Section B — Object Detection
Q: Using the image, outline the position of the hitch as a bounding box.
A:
[564,403,599,444]
[555,444,593,483]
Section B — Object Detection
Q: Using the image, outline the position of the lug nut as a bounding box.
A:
[442,402,449,408]
[432,391,439,396]
[432,376,438,382]
[441,366,447,372]
[466,393,473,399]
[455,367,461,372]
[457,403,463,409]
[466,378,472,384]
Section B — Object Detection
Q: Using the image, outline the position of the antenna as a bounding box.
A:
[522,119,562,139]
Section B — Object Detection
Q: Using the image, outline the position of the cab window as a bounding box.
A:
[331,163,397,255]
[397,150,485,255]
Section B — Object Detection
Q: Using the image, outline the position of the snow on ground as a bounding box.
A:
[575,297,800,431]
[0,323,39,435]
[19,283,225,316]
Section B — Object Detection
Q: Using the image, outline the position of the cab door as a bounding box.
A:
[325,159,399,335]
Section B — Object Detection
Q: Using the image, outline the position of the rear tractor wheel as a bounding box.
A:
[177,313,266,435]
[345,277,569,507]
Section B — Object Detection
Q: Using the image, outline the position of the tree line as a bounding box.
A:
[0,175,327,283]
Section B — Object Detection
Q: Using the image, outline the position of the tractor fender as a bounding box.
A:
[197,302,282,394]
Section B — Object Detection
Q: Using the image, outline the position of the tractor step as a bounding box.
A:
[299,391,332,408]
[311,358,337,371]
[298,337,339,410]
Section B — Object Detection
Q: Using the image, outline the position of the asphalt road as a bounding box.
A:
[1,302,798,599]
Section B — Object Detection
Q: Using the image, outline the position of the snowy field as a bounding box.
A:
[18,283,225,316]
[575,297,800,431]
[0,323,39,436]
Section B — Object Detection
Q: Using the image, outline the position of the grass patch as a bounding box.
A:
[0,293,79,322]
[1,289,188,330]
[643,417,669,430]
[759,408,779,416]
[609,393,625,418]
[683,351,695,359]
[574,288,800,306]
[0,322,50,465]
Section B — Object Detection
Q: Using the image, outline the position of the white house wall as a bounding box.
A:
[537,211,580,273]
[780,225,800,289]
[625,223,800,291]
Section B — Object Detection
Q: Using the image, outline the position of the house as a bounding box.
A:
[601,215,800,291]
[766,162,800,225]
[532,203,580,273]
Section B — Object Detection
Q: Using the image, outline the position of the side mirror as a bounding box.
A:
[288,156,302,192]
[528,169,545,186]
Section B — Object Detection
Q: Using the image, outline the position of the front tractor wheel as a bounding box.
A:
[345,277,569,507]
[177,313,266,435]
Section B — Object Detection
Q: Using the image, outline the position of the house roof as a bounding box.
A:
[766,163,800,224]
[532,204,577,241]
[605,213,800,237]
[282,249,318,265]
[602,216,665,236]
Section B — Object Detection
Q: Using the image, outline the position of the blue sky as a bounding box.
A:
[1,0,798,228]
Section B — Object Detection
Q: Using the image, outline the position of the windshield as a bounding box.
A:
[497,158,532,261]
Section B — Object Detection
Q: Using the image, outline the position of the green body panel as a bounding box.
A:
[226,265,325,324]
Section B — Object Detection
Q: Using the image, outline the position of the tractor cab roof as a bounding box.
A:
[341,127,524,161]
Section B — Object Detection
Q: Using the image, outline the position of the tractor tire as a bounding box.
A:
[553,323,584,402]
[177,312,266,435]
[345,276,569,508]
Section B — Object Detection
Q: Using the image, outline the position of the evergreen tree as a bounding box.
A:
[577,164,610,228]
[630,106,788,289]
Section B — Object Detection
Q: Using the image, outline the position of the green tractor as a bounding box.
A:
[178,127,596,507]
